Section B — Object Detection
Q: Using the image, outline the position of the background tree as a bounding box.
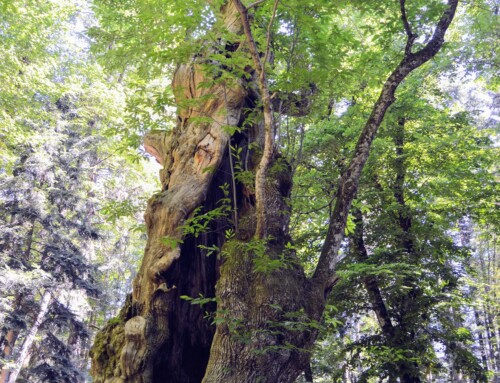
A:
[0,1,156,382]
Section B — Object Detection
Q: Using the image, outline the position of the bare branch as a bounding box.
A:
[263,0,279,71]
[232,0,263,73]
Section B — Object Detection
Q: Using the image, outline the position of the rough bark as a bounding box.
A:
[0,221,36,383]
[91,1,458,382]
[201,159,321,382]
[91,3,248,382]
[0,292,25,383]
[0,329,19,383]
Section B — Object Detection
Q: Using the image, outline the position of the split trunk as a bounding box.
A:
[90,0,457,381]
[90,4,323,383]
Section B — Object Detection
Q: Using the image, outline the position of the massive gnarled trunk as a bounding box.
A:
[91,4,246,381]
[90,3,319,382]
[90,0,458,381]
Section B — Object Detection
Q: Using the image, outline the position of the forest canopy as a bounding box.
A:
[0,0,498,382]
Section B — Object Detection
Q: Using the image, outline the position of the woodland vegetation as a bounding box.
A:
[0,0,498,382]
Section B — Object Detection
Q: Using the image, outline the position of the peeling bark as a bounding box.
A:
[91,4,247,382]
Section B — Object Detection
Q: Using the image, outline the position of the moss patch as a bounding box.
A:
[90,318,126,383]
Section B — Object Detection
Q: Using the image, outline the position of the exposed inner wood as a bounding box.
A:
[91,3,248,381]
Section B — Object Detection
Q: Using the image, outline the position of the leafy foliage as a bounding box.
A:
[0,1,156,381]
[1,0,498,381]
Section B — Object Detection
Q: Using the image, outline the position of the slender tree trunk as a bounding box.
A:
[351,208,421,383]
[6,290,51,383]
[474,308,490,370]
[488,237,500,374]
[391,119,423,383]
[0,220,36,383]
[312,0,458,293]
[484,304,500,375]
[0,295,26,382]
[478,240,500,377]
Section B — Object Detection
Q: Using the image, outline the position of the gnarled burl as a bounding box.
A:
[91,0,459,381]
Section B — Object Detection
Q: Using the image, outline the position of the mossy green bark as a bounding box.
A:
[90,318,125,383]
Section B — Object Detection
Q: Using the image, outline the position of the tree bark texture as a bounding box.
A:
[0,329,19,383]
[0,221,36,383]
[91,3,321,382]
[90,1,458,382]
[91,4,247,381]
[0,294,25,383]
[312,0,458,294]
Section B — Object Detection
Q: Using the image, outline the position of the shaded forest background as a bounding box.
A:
[0,0,498,382]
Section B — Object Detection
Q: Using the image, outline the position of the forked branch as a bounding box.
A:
[400,0,416,55]
[311,0,459,294]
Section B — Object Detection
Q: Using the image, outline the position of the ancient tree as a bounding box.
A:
[90,0,458,382]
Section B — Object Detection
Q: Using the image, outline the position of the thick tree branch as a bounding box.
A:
[351,209,395,336]
[311,0,458,295]
[407,0,458,64]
